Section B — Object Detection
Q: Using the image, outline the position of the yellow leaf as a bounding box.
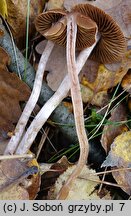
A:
[47,0,64,10]
[0,0,8,18]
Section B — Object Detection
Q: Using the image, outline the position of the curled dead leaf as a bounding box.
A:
[101,104,128,153]
[102,131,131,195]
[0,46,30,140]
[0,156,40,200]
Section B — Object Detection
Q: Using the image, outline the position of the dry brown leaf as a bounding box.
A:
[82,61,129,93]
[40,156,70,199]
[81,84,109,106]
[27,156,41,200]
[0,159,29,199]
[0,28,4,37]
[36,41,67,91]
[101,104,128,153]
[112,167,131,195]
[47,0,64,10]
[0,139,9,154]
[0,47,30,140]
[6,0,44,48]
[121,70,131,94]
[64,0,87,11]
[0,46,10,65]
[102,131,131,195]
[0,158,40,200]
[42,156,69,183]
[0,183,29,200]
[79,51,131,106]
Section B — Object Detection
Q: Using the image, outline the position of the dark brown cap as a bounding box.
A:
[72,4,126,63]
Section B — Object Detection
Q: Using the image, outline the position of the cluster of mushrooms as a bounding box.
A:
[5,4,126,199]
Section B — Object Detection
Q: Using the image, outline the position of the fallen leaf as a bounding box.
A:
[0,159,29,199]
[40,156,69,194]
[80,51,131,106]
[0,183,29,200]
[0,139,8,154]
[0,157,39,200]
[48,165,111,200]
[6,0,45,48]
[64,0,87,11]
[82,62,129,93]
[102,131,131,195]
[27,155,41,200]
[101,104,128,153]
[47,0,64,10]
[121,70,131,94]
[0,46,30,140]
[0,0,8,18]
[0,28,4,37]
[36,41,67,91]
[81,83,109,107]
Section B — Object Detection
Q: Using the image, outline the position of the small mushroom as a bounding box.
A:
[5,41,55,155]
[35,10,97,49]
[5,4,126,200]
[35,9,98,200]
[34,4,126,199]
[35,9,67,46]
[73,3,126,63]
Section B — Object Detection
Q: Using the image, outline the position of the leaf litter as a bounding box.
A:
[0,0,131,200]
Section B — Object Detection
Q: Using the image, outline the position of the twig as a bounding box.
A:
[0,154,34,160]
[36,127,50,159]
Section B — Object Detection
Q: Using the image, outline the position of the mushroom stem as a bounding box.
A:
[56,14,90,199]
[4,40,54,155]
[14,35,99,155]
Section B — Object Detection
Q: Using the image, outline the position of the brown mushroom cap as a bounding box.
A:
[72,4,126,63]
[35,9,67,46]
[35,9,97,49]
[75,13,97,49]
[35,4,126,63]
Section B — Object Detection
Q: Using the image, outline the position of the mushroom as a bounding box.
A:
[4,41,55,155]
[73,3,126,63]
[5,4,126,199]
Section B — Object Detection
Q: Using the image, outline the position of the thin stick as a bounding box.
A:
[4,40,54,155]
[15,36,99,155]
[0,154,34,160]
[79,176,127,189]
[92,167,131,176]
[98,167,107,193]
[36,127,50,159]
